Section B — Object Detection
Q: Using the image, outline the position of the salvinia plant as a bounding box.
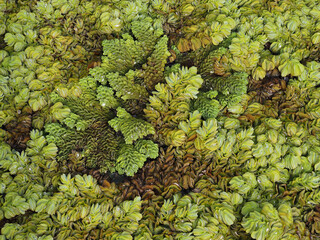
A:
[43,16,169,177]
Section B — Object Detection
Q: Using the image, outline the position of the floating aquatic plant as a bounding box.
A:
[1,0,320,239]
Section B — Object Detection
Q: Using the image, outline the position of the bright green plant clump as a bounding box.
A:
[2,0,320,239]
[42,16,165,176]
[1,172,143,239]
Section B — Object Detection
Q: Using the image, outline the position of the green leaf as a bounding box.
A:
[51,102,70,121]
[1,223,22,238]
[109,107,155,144]
[278,203,293,227]
[218,205,235,225]
[36,199,49,213]
[241,202,260,216]
[115,145,147,176]
[242,211,268,240]
[231,193,243,205]
[29,96,47,112]
[253,66,266,80]
[111,232,132,240]
[14,41,26,51]
[261,203,279,221]
[224,118,240,129]
[283,154,301,169]
[264,118,282,129]
[212,34,224,45]
[175,221,193,232]
[41,143,58,159]
[134,140,159,159]
[278,60,291,77]
[3,206,17,219]
[4,33,16,46]
[291,60,305,76]
[287,19,300,32]
[312,32,320,44]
